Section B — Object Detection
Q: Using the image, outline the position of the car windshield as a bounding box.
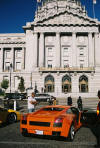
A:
[35,94,49,97]
[43,107,64,111]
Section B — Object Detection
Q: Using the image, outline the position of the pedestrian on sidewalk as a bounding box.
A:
[53,97,56,105]
[28,92,37,113]
[77,96,83,111]
[67,95,72,106]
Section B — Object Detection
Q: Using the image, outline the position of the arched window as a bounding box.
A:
[62,75,71,93]
[44,75,54,93]
[79,75,88,92]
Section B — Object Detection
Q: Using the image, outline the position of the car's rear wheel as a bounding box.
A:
[21,129,28,137]
[7,113,17,124]
[68,124,75,141]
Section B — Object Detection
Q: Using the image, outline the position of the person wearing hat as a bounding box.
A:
[94,90,100,147]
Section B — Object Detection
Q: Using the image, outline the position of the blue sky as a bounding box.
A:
[0,0,100,33]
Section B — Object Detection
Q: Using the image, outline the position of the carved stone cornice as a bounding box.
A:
[0,41,26,44]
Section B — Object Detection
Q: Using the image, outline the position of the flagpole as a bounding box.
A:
[36,0,38,11]
[93,2,95,19]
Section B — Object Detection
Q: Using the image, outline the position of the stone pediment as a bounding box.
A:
[34,11,97,26]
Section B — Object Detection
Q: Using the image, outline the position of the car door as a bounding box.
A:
[71,107,80,129]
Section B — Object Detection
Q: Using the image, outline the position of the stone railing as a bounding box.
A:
[39,67,95,72]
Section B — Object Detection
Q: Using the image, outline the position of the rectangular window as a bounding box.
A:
[14,76,20,89]
[80,53,84,56]
[80,48,84,50]
[80,60,84,62]
[48,60,52,68]
[63,48,68,56]
[16,50,21,58]
[5,62,10,70]
[48,48,53,56]
[64,60,69,68]
[16,62,21,70]
[3,76,9,80]
[80,64,83,68]
[5,50,11,59]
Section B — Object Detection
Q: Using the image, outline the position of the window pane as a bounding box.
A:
[16,62,21,70]
[5,50,10,58]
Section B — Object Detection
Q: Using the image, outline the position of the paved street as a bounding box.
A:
[0,121,98,148]
[0,97,99,148]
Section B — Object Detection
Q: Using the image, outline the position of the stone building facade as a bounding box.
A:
[0,0,100,98]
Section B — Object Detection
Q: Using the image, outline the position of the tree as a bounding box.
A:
[1,79,9,92]
[18,77,25,93]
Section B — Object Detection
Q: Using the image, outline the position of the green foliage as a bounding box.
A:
[18,77,25,93]
[1,79,9,91]
[0,88,5,96]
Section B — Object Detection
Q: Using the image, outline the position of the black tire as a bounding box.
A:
[68,124,75,141]
[21,129,29,137]
[7,113,17,124]
[22,132,28,137]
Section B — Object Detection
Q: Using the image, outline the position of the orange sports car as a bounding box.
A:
[20,105,82,141]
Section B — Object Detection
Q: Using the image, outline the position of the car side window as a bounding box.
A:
[66,108,73,114]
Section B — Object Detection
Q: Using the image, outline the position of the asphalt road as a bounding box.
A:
[0,122,98,148]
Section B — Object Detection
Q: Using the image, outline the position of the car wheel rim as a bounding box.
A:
[8,113,16,123]
[71,126,74,140]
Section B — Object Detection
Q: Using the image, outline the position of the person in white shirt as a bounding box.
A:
[28,92,37,113]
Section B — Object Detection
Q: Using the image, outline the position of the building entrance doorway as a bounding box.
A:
[62,75,71,93]
[44,75,54,93]
[79,75,88,92]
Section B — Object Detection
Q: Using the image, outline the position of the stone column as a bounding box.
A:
[25,30,38,71]
[72,74,79,97]
[33,33,38,68]
[72,32,77,67]
[11,47,14,72]
[0,48,3,72]
[94,33,100,67]
[56,32,60,67]
[21,47,25,70]
[39,32,44,67]
[88,33,94,67]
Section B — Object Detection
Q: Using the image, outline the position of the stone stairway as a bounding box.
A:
[57,97,99,111]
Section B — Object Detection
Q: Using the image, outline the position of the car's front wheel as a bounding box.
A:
[68,124,75,141]
[7,113,17,124]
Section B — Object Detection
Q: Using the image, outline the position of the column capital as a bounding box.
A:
[40,32,44,34]
[88,32,92,36]
[33,32,38,35]
[56,32,60,35]
[72,32,76,35]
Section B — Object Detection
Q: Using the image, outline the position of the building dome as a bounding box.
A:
[35,0,86,22]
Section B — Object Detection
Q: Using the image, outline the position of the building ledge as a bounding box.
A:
[39,67,95,73]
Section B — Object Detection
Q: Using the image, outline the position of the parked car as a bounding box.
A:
[0,106,21,125]
[81,108,97,126]
[20,105,82,141]
[4,93,27,100]
[34,93,54,102]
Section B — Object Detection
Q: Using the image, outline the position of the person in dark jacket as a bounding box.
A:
[77,96,83,111]
[67,96,72,106]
